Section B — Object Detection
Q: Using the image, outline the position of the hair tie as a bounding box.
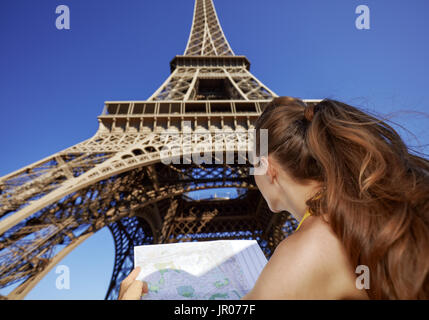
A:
[304,104,316,122]
[304,101,324,122]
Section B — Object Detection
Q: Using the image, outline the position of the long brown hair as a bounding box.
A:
[254,96,429,299]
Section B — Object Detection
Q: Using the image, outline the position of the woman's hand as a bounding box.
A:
[118,266,149,300]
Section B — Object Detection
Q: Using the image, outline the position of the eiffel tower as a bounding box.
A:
[0,0,319,300]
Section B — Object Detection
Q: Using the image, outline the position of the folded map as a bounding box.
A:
[134,240,268,300]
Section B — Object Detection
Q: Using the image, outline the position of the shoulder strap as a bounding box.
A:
[295,210,311,232]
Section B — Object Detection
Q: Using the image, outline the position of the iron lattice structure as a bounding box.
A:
[0,0,320,300]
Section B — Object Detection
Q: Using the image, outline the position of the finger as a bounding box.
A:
[124,266,142,284]
[119,267,141,298]
[122,280,144,300]
[121,266,141,288]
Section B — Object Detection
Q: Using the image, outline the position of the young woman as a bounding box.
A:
[119,97,429,300]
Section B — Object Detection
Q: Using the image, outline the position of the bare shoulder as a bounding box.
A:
[289,214,345,259]
[243,215,364,299]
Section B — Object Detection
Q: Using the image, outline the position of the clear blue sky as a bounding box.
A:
[0,0,428,299]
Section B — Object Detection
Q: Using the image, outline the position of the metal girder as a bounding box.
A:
[184,0,234,56]
[0,156,262,298]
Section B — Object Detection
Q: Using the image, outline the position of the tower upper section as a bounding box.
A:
[184,0,235,56]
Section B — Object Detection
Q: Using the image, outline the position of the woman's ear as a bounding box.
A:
[266,156,277,184]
